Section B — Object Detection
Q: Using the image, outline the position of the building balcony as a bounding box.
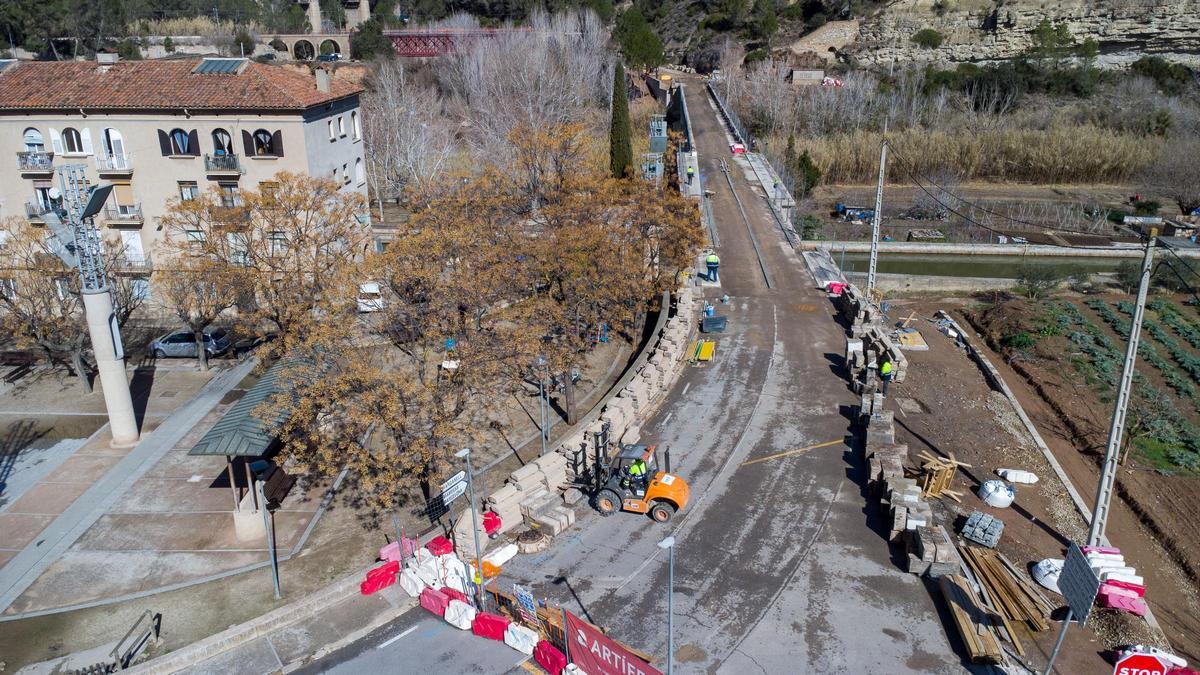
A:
[204,153,243,175]
[96,153,134,176]
[103,204,144,225]
[24,201,54,221]
[111,252,152,273]
[17,151,54,175]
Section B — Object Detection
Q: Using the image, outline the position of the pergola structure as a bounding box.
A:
[189,359,298,512]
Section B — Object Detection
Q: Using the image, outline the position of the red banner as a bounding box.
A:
[564,610,663,675]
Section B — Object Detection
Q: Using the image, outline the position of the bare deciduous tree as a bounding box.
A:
[1142,139,1200,216]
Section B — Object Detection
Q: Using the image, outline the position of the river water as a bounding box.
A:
[837,252,1125,279]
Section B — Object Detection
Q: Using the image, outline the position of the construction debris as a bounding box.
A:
[894,328,928,351]
[939,574,1005,664]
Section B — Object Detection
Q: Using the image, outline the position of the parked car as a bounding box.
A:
[150,328,232,359]
[357,282,384,313]
[316,53,342,62]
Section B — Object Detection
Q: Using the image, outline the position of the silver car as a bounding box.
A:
[150,328,231,359]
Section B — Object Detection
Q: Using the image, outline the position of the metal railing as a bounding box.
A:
[112,252,152,272]
[24,201,54,218]
[16,151,54,171]
[706,81,752,149]
[103,203,144,223]
[204,153,241,172]
[96,153,133,172]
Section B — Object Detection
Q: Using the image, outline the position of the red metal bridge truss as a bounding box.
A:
[383,29,511,57]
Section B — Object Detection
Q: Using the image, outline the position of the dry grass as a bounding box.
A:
[789,125,1160,185]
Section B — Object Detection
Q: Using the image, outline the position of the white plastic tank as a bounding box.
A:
[997,468,1039,484]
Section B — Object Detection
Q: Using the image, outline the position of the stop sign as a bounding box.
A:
[1114,653,1169,675]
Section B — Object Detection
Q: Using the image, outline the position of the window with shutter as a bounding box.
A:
[169,128,190,154]
[62,127,83,154]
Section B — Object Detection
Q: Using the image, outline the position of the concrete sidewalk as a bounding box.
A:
[0,359,258,613]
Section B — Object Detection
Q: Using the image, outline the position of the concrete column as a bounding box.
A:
[306,0,323,33]
[82,290,139,446]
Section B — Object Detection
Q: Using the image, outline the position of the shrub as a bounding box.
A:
[1133,199,1161,216]
[116,39,142,60]
[911,28,944,49]
[1002,331,1036,350]
[1131,56,1194,97]
[162,36,176,54]
[1016,263,1064,299]
[744,48,768,65]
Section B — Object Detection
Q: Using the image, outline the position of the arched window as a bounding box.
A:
[23,128,44,153]
[354,158,364,185]
[253,129,275,156]
[351,111,360,140]
[212,129,233,155]
[62,127,83,154]
[170,128,191,155]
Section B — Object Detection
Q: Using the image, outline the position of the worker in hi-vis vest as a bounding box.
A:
[687,165,695,184]
[626,458,648,491]
[705,252,720,282]
[880,359,894,396]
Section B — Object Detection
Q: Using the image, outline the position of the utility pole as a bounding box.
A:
[257,479,282,600]
[867,130,888,294]
[44,165,139,446]
[1088,228,1157,546]
[456,448,485,610]
[657,536,675,675]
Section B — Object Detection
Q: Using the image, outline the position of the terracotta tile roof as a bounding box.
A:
[0,58,362,112]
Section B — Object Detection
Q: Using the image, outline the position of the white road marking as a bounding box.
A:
[681,382,691,396]
[662,412,674,425]
[378,625,418,649]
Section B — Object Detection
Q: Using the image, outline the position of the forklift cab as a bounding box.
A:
[614,444,660,495]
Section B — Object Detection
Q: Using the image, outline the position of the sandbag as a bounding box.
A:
[504,624,539,655]
[534,640,567,675]
[398,569,423,598]
[444,599,477,630]
[483,543,519,568]
[420,587,451,616]
[472,612,510,641]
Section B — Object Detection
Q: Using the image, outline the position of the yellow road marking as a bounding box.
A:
[518,659,541,673]
[741,439,843,467]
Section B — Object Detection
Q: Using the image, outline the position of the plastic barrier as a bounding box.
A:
[399,569,423,598]
[504,624,539,655]
[360,561,400,595]
[563,665,589,675]
[379,537,421,563]
[419,587,451,617]
[1104,579,1146,597]
[444,599,477,630]
[426,536,455,556]
[483,543,519,568]
[413,554,444,589]
[996,469,1038,484]
[442,586,470,605]
[534,640,568,675]
[472,612,511,641]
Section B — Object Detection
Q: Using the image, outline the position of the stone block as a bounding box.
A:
[563,488,585,506]
[487,485,520,506]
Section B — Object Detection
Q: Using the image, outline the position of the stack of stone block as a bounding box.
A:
[906,525,959,577]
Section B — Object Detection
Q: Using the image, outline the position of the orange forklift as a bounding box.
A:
[592,443,690,522]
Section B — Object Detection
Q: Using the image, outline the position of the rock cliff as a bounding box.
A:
[848,0,1200,68]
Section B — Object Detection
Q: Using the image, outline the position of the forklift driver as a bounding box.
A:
[626,457,648,492]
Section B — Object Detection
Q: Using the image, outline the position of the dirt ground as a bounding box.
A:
[884,295,1200,667]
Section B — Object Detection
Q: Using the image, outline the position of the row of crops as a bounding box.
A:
[1050,300,1200,471]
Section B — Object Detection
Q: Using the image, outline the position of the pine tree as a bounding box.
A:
[610,63,634,179]
[796,149,821,198]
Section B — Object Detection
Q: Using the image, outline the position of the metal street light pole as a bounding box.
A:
[256,479,282,600]
[456,447,485,609]
[535,356,548,456]
[657,536,675,675]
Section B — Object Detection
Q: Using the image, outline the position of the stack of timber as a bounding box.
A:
[959,546,1054,632]
[939,574,1004,664]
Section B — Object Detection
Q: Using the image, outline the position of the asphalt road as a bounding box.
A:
[302,79,968,674]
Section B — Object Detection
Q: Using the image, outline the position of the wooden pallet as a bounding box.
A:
[917,450,969,502]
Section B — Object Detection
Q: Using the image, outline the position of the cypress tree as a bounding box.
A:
[610,63,634,179]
